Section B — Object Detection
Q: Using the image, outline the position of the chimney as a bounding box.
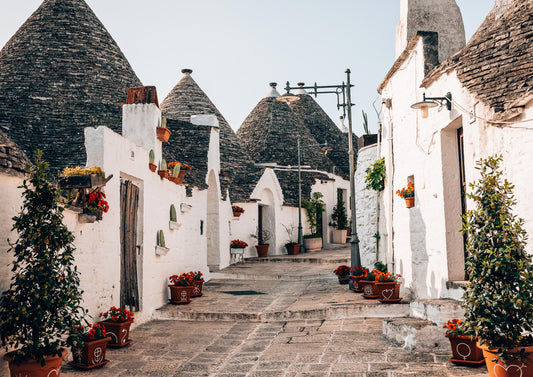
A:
[396,0,466,62]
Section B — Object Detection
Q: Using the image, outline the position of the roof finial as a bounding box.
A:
[181,68,193,75]
[266,83,280,98]
[295,82,307,95]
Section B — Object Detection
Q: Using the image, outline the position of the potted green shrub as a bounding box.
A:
[302,192,325,252]
[462,156,533,377]
[0,151,86,376]
[330,198,348,244]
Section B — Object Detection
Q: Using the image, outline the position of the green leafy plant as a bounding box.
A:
[462,155,533,360]
[374,261,388,273]
[365,158,385,191]
[330,198,348,230]
[302,192,325,237]
[157,230,166,248]
[0,151,86,365]
[149,149,155,164]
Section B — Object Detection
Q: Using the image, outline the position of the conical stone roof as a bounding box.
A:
[236,89,335,172]
[161,70,261,202]
[288,93,354,179]
[0,0,142,172]
[0,130,29,177]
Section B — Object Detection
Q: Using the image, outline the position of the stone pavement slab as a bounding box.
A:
[59,318,488,377]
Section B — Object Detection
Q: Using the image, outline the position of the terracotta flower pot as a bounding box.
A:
[350,275,364,292]
[360,281,379,299]
[233,211,242,217]
[98,320,133,348]
[404,197,414,208]
[149,162,157,172]
[4,348,68,377]
[337,274,350,285]
[169,285,193,304]
[478,342,533,377]
[256,244,269,258]
[177,170,186,183]
[70,337,111,369]
[156,127,171,142]
[375,281,402,303]
[444,334,484,367]
[158,170,169,179]
[169,176,179,184]
[191,279,204,297]
[286,244,300,255]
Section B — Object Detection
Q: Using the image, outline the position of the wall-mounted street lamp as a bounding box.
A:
[277,69,361,282]
[411,92,452,119]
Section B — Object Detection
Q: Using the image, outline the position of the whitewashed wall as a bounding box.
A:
[379,35,533,300]
[355,144,380,268]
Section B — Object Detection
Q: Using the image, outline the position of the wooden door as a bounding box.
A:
[120,180,140,311]
[457,127,468,278]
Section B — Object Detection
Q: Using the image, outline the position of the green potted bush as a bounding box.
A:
[330,198,348,244]
[462,156,533,377]
[302,192,325,252]
[0,151,86,376]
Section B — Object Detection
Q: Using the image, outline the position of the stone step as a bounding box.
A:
[210,271,336,281]
[245,255,350,264]
[409,299,464,326]
[153,301,410,322]
[383,317,449,352]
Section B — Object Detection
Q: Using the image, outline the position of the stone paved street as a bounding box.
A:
[57,248,487,376]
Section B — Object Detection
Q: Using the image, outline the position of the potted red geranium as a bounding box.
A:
[349,266,369,293]
[232,205,245,217]
[443,319,484,366]
[189,271,204,297]
[333,265,351,284]
[98,307,134,348]
[168,273,195,304]
[69,323,110,369]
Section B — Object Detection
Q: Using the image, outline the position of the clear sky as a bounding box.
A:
[0,1,494,136]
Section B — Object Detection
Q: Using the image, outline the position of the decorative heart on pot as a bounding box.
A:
[381,288,394,300]
[494,363,524,377]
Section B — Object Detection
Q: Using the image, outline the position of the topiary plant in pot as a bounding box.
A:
[0,151,86,376]
[462,155,533,377]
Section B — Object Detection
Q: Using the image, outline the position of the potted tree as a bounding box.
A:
[282,224,300,255]
[462,156,533,377]
[0,151,86,376]
[302,192,325,252]
[330,198,348,244]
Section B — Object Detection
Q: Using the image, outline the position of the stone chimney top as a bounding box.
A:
[396,0,466,63]
[181,68,193,74]
[266,82,280,98]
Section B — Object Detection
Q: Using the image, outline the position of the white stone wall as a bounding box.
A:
[379,35,533,300]
[355,144,380,268]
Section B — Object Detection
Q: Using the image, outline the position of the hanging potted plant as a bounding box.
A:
[349,266,369,293]
[333,265,351,285]
[168,162,190,184]
[156,116,171,142]
[168,273,195,304]
[68,323,111,370]
[232,205,245,217]
[0,151,86,377]
[359,270,380,299]
[168,163,181,184]
[98,307,134,348]
[189,271,204,297]
[251,228,272,258]
[396,182,415,208]
[148,149,157,172]
[59,166,106,189]
[84,188,109,221]
[374,271,402,303]
[330,198,348,244]
[462,156,533,377]
[443,319,484,367]
[302,192,325,252]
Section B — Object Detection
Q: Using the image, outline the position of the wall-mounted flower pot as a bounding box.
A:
[155,245,169,255]
[233,211,242,218]
[156,127,171,142]
[158,170,168,179]
[404,197,414,208]
[149,163,157,172]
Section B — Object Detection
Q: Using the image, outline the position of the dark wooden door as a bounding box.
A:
[457,127,468,278]
[120,180,140,311]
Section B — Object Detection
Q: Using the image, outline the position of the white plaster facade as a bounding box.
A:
[378,32,533,301]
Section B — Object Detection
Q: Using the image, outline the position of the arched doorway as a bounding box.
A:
[257,188,276,254]
[206,170,220,271]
